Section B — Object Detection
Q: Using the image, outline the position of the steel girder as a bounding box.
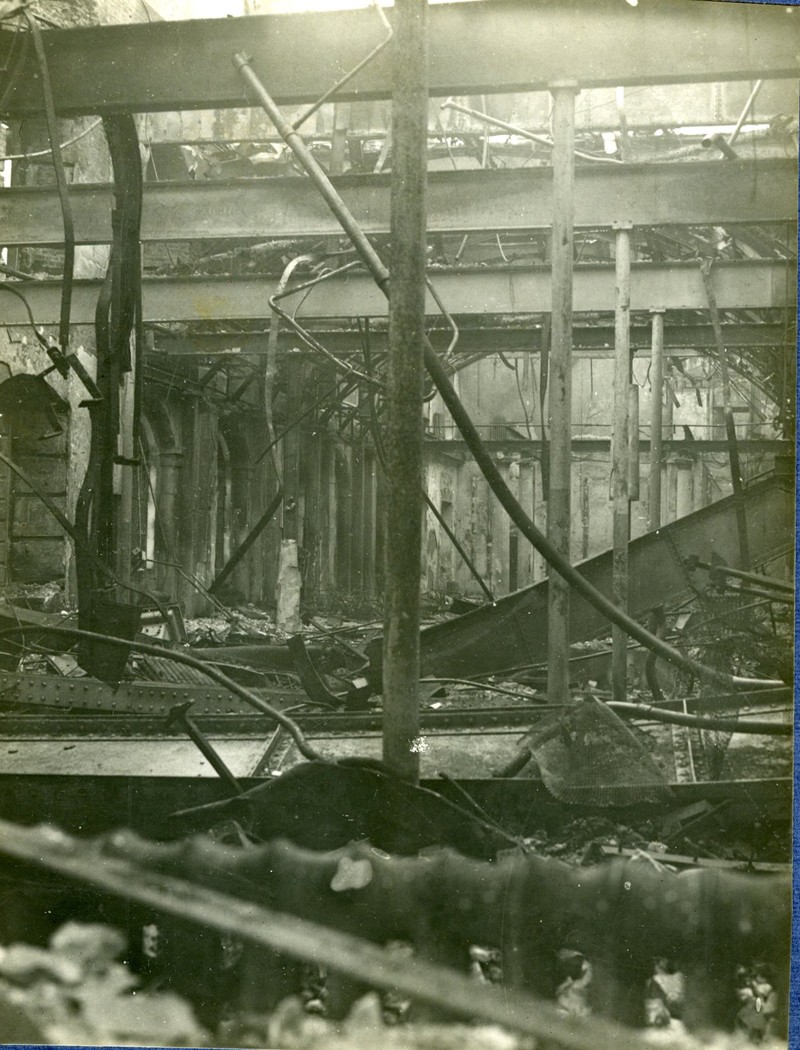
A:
[144,81,799,143]
[4,261,793,326]
[422,438,791,456]
[1,160,795,246]
[0,1,797,118]
[152,323,788,358]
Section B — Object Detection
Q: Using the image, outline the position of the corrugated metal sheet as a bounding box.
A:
[132,654,218,686]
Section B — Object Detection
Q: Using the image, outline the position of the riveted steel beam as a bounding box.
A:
[0,1,797,118]
[422,438,792,456]
[1,160,795,246]
[4,261,793,326]
[150,322,789,359]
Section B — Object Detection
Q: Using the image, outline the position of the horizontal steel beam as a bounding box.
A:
[2,160,795,246]
[151,323,788,358]
[145,80,800,142]
[3,261,792,325]
[0,1,797,118]
[423,438,792,456]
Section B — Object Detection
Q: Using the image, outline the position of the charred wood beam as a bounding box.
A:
[0,160,794,245]
[0,1,796,118]
[4,262,793,326]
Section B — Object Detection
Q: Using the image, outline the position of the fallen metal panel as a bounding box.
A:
[154,323,788,358]
[1,160,795,245]
[5,261,794,326]
[0,1,796,117]
[366,474,794,681]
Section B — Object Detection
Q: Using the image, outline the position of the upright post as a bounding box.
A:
[648,308,665,531]
[611,224,632,705]
[382,0,428,783]
[547,83,578,705]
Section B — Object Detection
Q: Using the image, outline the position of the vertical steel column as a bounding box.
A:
[611,224,632,704]
[382,0,428,783]
[546,83,578,705]
[648,308,665,531]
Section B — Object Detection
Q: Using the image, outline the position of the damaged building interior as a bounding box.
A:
[0,0,796,1046]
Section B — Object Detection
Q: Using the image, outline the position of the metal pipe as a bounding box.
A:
[381,0,428,784]
[728,79,763,147]
[648,308,665,531]
[290,0,392,132]
[425,492,494,602]
[546,83,577,706]
[608,702,790,737]
[687,557,793,594]
[611,224,632,704]
[232,53,748,692]
[167,701,244,796]
[701,132,739,160]
[208,488,283,596]
[440,97,622,165]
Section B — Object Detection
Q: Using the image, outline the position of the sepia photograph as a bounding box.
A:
[0,0,795,1047]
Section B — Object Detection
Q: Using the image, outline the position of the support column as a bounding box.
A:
[115,371,137,591]
[277,352,302,632]
[611,224,632,705]
[675,455,695,519]
[648,308,665,531]
[382,0,428,783]
[157,448,183,596]
[546,82,578,704]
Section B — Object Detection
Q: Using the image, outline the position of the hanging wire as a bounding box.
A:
[0,118,102,163]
